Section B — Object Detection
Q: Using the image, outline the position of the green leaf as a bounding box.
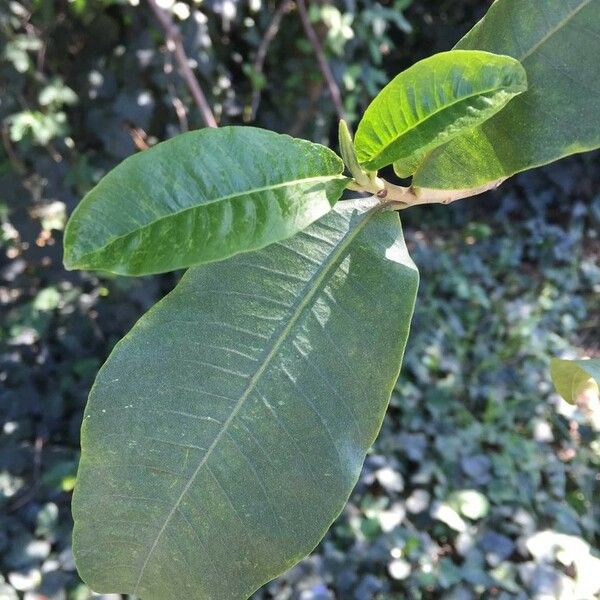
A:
[63,127,348,276]
[414,0,600,190]
[447,489,490,520]
[338,119,372,187]
[353,50,527,174]
[72,199,419,600]
[550,358,600,404]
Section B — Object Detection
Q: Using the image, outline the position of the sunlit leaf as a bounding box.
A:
[64,127,348,275]
[354,50,526,174]
[550,358,600,404]
[414,0,600,190]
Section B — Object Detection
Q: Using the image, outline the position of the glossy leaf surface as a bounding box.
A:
[550,358,600,404]
[63,127,348,275]
[353,50,527,174]
[72,199,419,600]
[414,0,600,190]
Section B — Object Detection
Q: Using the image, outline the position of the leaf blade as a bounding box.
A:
[63,127,348,275]
[354,49,527,173]
[72,199,419,600]
[550,358,600,404]
[413,0,600,190]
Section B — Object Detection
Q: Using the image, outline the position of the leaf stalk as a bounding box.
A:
[348,176,507,210]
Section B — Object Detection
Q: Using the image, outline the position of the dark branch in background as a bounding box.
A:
[2,124,26,175]
[295,0,346,122]
[170,90,190,132]
[289,79,324,137]
[249,0,295,120]
[7,436,44,512]
[147,0,217,128]
[125,123,151,150]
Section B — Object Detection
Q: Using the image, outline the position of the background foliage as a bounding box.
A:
[0,0,598,598]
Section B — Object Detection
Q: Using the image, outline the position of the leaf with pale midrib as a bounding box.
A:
[71,199,419,600]
[353,50,527,174]
[63,127,348,276]
[550,358,600,404]
[414,0,600,190]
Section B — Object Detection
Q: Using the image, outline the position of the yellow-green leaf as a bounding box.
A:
[414,0,600,190]
[550,358,600,404]
[354,50,527,174]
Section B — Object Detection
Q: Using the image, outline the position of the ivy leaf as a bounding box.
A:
[71,199,419,600]
[414,0,600,190]
[353,50,527,174]
[63,127,348,276]
[550,358,600,404]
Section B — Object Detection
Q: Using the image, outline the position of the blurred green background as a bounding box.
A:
[1,1,599,598]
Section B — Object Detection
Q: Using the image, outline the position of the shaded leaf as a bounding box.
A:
[64,127,348,275]
[414,0,600,190]
[354,50,526,174]
[72,199,419,600]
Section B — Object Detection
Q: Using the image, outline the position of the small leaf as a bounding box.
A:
[338,119,371,187]
[431,502,467,532]
[414,0,600,190]
[550,358,600,404]
[354,49,527,173]
[447,489,490,520]
[63,127,348,275]
[72,198,419,600]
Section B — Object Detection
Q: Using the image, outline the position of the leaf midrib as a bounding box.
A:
[132,203,378,595]
[517,0,592,62]
[67,174,345,268]
[358,75,520,167]
[366,0,592,170]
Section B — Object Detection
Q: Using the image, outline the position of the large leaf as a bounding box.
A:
[63,127,348,275]
[550,358,600,404]
[72,199,419,600]
[353,49,527,174]
[414,0,600,190]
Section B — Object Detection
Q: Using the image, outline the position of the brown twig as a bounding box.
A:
[349,176,508,210]
[289,79,323,137]
[125,123,151,151]
[46,141,62,163]
[2,123,26,175]
[249,0,294,120]
[295,0,345,122]
[169,85,189,132]
[147,0,217,128]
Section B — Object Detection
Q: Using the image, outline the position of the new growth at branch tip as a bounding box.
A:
[338,119,507,210]
[339,119,418,210]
